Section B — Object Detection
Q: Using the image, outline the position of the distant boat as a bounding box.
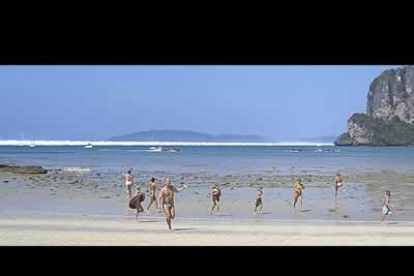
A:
[164,148,181,153]
[84,143,93,149]
[314,149,323,153]
[147,146,162,152]
[290,149,302,153]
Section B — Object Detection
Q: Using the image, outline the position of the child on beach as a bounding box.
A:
[334,173,343,198]
[293,179,305,210]
[208,184,221,215]
[381,190,393,223]
[254,187,263,215]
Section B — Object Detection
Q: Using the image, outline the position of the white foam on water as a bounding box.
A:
[0,140,335,147]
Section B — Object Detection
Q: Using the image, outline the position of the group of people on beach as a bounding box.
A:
[122,170,394,229]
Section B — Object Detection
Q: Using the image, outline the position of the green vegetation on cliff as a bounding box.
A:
[335,114,414,146]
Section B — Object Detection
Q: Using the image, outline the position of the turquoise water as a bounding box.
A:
[1,146,414,175]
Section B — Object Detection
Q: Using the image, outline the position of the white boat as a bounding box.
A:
[147,146,162,152]
[314,149,323,153]
[84,143,93,149]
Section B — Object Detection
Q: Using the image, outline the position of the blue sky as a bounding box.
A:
[0,65,395,141]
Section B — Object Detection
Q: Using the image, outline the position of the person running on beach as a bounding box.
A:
[381,190,393,223]
[146,177,160,214]
[334,173,343,198]
[293,179,305,210]
[123,169,134,199]
[254,187,264,215]
[158,178,188,230]
[129,186,145,220]
[208,184,221,215]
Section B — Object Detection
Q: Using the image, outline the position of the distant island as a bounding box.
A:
[335,65,414,146]
[108,130,266,142]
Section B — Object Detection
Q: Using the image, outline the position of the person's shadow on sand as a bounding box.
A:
[173,228,196,231]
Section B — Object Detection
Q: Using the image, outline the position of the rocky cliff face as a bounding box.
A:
[335,65,414,146]
[367,65,414,123]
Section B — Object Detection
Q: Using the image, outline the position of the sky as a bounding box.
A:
[0,65,396,141]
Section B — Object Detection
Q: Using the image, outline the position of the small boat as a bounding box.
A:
[167,148,181,153]
[314,149,323,153]
[290,149,302,153]
[147,146,162,152]
[84,143,93,149]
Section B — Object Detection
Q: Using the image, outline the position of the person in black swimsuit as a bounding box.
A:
[254,187,264,215]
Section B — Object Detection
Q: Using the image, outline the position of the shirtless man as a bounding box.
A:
[208,184,221,215]
[293,179,305,210]
[123,169,134,199]
[254,187,263,215]
[146,177,159,214]
[334,173,343,198]
[158,178,188,230]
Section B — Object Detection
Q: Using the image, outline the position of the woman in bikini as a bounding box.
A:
[293,179,305,210]
[208,184,221,215]
[123,170,134,199]
[146,177,160,214]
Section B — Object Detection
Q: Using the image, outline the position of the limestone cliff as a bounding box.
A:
[335,66,414,146]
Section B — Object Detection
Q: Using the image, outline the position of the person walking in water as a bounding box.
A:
[381,190,393,223]
[208,184,221,215]
[293,179,305,210]
[123,169,134,199]
[158,178,188,230]
[146,177,160,214]
[254,187,264,215]
[334,173,343,198]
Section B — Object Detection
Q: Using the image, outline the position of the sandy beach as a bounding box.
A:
[2,157,414,246]
[1,215,413,246]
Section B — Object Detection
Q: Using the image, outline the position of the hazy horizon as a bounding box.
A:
[0,65,396,141]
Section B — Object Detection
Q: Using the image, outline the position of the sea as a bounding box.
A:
[1,144,414,176]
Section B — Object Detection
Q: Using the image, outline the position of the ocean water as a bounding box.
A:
[1,145,414,176]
